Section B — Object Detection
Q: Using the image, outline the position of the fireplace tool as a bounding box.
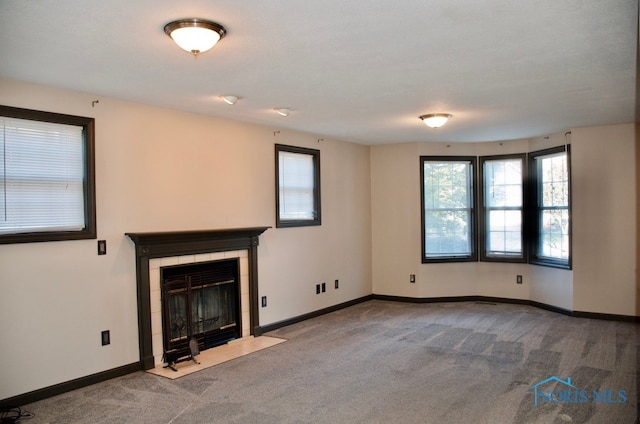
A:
[162,337,201,372]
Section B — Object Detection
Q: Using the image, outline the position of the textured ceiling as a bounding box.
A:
[0,0,636,145]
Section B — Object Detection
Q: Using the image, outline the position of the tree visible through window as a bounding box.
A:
[421,148,571,269]
[480,155,525,261]
[421,156,476,262]
[530,146,570,267]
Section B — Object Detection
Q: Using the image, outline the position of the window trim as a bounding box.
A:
[420,155,478,263]
[0,105,96,244]
[478,153,527,263]
[275,144,321,228]
[527,145,572,269]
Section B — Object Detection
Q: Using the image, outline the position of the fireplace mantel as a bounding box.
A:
[126,227,270,370]
[126,227,270,257]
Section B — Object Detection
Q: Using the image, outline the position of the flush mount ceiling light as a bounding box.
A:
[221,95,239,105]
[419,113,452,129]
[275,108,292,117]
[164,18,227,57]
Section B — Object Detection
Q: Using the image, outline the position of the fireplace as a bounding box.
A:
[160,259,242,357]
[161,259,240,359]
[126,227,269,370]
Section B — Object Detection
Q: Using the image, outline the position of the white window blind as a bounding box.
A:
[0,117,86,235]
[278,150,315,220]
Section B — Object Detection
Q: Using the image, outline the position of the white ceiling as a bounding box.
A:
[0,0,636,145]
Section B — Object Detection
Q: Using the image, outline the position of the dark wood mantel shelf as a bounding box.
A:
[126,227,270,257]
[126,227,270,370]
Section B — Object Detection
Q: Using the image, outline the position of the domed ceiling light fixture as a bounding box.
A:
[419,113,452,129]
[164,18,227,57]
[275,108,292,117]
[221,95,239,105]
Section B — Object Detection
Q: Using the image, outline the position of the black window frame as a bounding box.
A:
[420,156,478,263]
[479,153,527,263]
[527,145,572,269]
[275,144,321,228]
[0,105,96,244]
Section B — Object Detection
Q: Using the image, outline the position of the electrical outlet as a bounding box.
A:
[261,296,267,307]
[321,282,326,293]
[316,284,321,294]
[517,275,523,284]
[335,279,339,289]
[410,274,416,283]
[97,240,107,255]
[101,330,110,346]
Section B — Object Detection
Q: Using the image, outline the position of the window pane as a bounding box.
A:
[482,157,523,259]
[0,117,85,234]
[0,120,4,222]
[487,210,522,255]
[532,148,570,266]
[539,153,568,207]
[484,159,522,207]
[425,210,470,256]
[539,209,569,259]
[275,144,320,228]
[423,159,473,259]
[278,151,315,220]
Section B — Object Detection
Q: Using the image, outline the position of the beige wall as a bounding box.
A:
[571,124,637,314]
[371,126,636,315]
[0,78,372,400]
[371,138,568,303]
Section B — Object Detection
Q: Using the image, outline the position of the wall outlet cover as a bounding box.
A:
[98,240,107,255]
[101,330,110,346]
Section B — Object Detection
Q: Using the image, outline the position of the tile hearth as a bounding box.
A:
[146,336,287,379]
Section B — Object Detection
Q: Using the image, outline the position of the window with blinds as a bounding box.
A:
[0,106,96,244]
[275,144,320,228]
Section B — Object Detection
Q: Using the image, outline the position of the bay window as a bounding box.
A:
[421,147,571,269]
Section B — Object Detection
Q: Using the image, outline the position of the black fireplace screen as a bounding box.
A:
[161,259,240,357]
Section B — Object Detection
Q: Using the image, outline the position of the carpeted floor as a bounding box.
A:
[12,300,640,423]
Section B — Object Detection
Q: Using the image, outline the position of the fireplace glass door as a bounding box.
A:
[161,259,240,357]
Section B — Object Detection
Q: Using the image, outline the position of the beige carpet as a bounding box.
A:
[147,336,287,379]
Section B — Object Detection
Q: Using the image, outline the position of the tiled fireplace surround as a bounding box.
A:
[126,227,269,370]
[149,251,248,365]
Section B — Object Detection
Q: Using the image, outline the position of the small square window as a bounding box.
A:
[275,144,321,228]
